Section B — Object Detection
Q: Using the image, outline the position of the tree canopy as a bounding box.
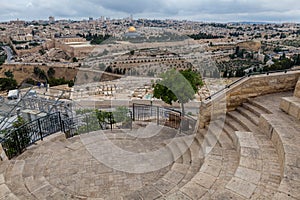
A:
[153,69,203,115]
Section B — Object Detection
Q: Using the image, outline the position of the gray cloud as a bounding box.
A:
[0,0,299,22]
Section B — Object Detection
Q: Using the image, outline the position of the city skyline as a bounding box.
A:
[1,0,300,23]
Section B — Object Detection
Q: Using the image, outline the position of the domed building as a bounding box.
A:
[124,26,140,38]
[128,26,136,33]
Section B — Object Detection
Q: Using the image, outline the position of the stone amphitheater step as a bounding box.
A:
[254,92,300,199]
[173,137,192,166]
[209,119,235,150]
[167,143,239,199]
[225,114,248,132]
[3,133,83,200]
[158,123,239,199]
[227,111,251,132]
[241,102,267,117]
[247,98,273,114]
[280,96,300,120]
[176,136,204,188]
[221,123,237,148]
[4,160,35,199]
[236,106,259,125]
[201,119,225,155]
[227,103,282,199]
[123,133,206,200]
[163,96,281,200]
[225,131,264,199]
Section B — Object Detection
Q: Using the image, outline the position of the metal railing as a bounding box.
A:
[132,103,197,134]
[205,68,300,101]
[1,103,196,159]
[63,109,133,138]
[1,112,63,159]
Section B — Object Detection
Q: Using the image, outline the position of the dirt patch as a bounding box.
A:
[237,41,261,52]
[0,64,78,84]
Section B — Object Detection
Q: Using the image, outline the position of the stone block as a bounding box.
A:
[259,114,273,139]
[138,185,162,200]
[240,147,261,159]
[226,177,256,199]
[280,97,291,113]
[199,159,222,177]
[294,79,300,98]
[288,101,300,119]
[180,182,207,199]
[239,156,263,170]
[235,131,259,149]
[273,192,297,200]
[193,172,217,189]
[278,178,300,199]
[234,166,261,184]
[0,184,11,199]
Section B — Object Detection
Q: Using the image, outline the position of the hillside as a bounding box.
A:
[0,64,78,85]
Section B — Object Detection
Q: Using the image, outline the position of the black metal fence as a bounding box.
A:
[132,103,197,134]
[1,112,63,159]
[62,110,133,138]
[1,104,196,159]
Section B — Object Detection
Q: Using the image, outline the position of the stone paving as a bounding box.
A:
[0,124,201,199]
[0,91,300,199]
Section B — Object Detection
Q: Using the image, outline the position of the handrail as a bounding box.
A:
[0,112,61,142]
[205,68,300,101]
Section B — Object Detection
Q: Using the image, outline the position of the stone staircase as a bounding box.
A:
[257,91,300,199]
[158,92,286,199]
[0,89,300,199]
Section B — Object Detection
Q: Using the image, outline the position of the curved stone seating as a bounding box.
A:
[174,96,282,200]
[226,131,262,199]
[1,91,299,199]
[260,115,300,200]
[255,92,300,199]
[160,125,239,199]
[123,134,204,199]
[1,133,83,200]
[226,100,282,199]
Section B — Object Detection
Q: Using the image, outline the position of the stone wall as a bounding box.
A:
[294,78,300,98]
[54,38,95,58]
[11,40,54,56]
[199,71,300,128]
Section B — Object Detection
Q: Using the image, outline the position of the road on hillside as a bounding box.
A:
[1,46,14,63]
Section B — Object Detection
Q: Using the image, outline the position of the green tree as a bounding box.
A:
[47,67,55,78]
[235,68,245,77]
[95,110,114,129]
[153,69,203,116]
[0,78,17,91]
[4,70,14,78]
[112,106,130,123]
[72,57,78,62]
[33,67,47,80]
[223,70,228,78]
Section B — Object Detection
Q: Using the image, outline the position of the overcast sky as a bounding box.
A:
[1,0,300,22]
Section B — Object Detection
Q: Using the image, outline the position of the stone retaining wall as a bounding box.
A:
[294,77,300,98]
[199,71,300,128]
